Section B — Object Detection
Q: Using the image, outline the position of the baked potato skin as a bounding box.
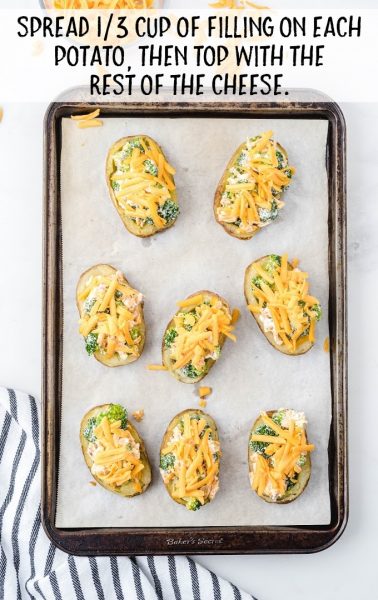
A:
[214,141,288,240]
[80,404,152,498]
[106,135,178,238]
[248,410,311,504]
[244,256,313,356]
[161,290,231,384]
[160,409,220,508]
[76,263,146,367]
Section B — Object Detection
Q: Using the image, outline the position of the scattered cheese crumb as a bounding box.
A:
[323,336,330,353]
[199,399,207,408]
[147,364,168,371]
[199,386,212,399]
[231,308,241,325]
[132,409,144,422]
[292,257,300,268]
[71,108,102,129]
[89,480,97,486]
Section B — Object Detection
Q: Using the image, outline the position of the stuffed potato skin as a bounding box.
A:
[214,133,293,240]
[162,290,235,384]
[106,135,178,238]
[76,264,145,367]
[160,409,221,510]
[80,403,152,498]
[248,410,312,504]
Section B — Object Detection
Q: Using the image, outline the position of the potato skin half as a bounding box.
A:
[161,290,231,384]
[106,135,178,238]
[80,404,152,498]
[76,263,145,367]
[244,256,313,356]
[214,141,289,240]
[248,410,311,504]
[160,409,220,508]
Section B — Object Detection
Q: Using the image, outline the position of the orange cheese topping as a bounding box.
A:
[88,416,144,492]
[217,131,294,235]
[78,269,143,360]
[160,413,220,509]
[109,136,177,232]
[164,293,236,377]
[249,410,314,499]
[247,254,321,353]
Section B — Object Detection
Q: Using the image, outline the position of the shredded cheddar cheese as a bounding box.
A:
[71,108,103,129]
[109,136,178,233]
[247,254,321,353]
[160,412,220,510]
[163,293,236,379]
[86,415,144,492]
[132,409,144,422]
[217,131,294,235]
[78,269,143,360]
[199,387,212,398]
[249,409,314,500]
[323,336,330,353]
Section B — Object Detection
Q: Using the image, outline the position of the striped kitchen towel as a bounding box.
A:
[0,388,256,600]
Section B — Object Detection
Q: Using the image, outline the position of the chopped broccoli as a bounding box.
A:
[115,290,123,300]
[272,410,285,426]
[85,332,99,356]
[297,454,307,467]
[258,200,279,223]
[96,404,128,429]
[298,300,306,308]
[111,180,120,192]
[250,424,278,455]
[84,296,96,315]
[122,138,144,157]
[186,498,201,511]
[131,326,140,340]
[160,453,175,471]
[157,200,179,224]
[144,217,154,226]
[311,304,322,321]
[276,150,284,169]
[264,253,281,273]
[286,476,298,491]
[251,275,271,290]
[164,328,178,348]
[234,217,242,227]
[181,362,201,379]
[143,159,158,177]
[284,168,292,179]
[83,417,97,443]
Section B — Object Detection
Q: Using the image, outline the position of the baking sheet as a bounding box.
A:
[56,116,331,527]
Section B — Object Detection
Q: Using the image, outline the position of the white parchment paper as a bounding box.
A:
[56,116,331,527]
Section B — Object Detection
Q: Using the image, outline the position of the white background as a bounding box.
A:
[1,0,378,598]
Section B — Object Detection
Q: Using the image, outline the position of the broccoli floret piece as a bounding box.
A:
[83,417,97,443]
[276,150,284,169]
[250,424,278,455]
[96,404,128,430]
[284,168,292,179]
[111,180,120,192]
[157,200,179,224]
[234,217,241,227]
[263,253,281,274]
[122,138,144,157]
[85,332,99,356]
[258,200,279,223]
[311,304,322,321]
[160,453,175,471]
[131,326,140,340]
[272,410,285,426]
[164,328,178,348]
[297,454,307,467]
[286,476,298,491]
[251,275,263,290]
[84,296,96,315]
[143,159,158,177]
[181,362,201,379]
[186,498,201,511]
[144,217,154,226]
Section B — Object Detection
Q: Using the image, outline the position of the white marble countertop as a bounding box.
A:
[1,0,378,597]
